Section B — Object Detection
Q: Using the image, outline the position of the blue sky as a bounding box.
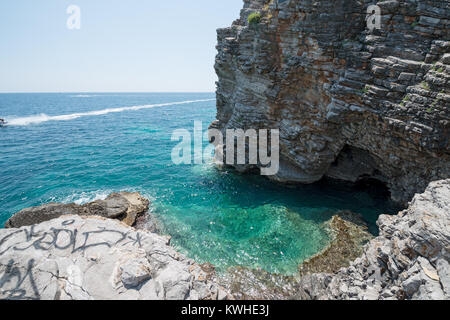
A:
[0,0,243,92]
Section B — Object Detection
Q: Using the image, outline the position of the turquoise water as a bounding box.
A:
[0,93,398,275]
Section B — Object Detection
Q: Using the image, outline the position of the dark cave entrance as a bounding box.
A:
[326,144,391,199]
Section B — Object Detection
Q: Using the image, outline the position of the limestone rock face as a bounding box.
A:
[299,179,450,300]
[0,216,229,300]
[214,0,450,204]
[4,192,149,228]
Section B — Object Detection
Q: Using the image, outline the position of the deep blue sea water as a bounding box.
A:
[0,93,398,275]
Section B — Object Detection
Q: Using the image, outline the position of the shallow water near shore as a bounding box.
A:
[0,93,399,275]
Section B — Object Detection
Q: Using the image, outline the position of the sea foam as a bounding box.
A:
[6,99,214,126]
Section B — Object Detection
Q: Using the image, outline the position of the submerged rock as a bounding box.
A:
[220,210,374,300]
[0,215,230,300]
[4,192,149,228]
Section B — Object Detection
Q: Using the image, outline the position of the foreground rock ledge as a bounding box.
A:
[0,216,229,300]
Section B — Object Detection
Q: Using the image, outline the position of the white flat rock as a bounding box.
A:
[0,215,229,300]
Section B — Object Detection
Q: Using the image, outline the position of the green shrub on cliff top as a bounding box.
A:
[248,12,262,25]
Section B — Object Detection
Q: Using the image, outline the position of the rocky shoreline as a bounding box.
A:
[299,179,450,300]
[1,180,448,300]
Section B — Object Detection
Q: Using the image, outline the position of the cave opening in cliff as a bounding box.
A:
[327,145,392,200]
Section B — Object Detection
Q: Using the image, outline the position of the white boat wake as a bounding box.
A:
[5,99,215,126]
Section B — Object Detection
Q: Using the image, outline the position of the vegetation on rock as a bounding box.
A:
[247,12,261,25]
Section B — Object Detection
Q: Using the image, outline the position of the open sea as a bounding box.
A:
[0,93,399,275]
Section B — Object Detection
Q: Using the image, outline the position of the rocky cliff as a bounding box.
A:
[213,0,450,204]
